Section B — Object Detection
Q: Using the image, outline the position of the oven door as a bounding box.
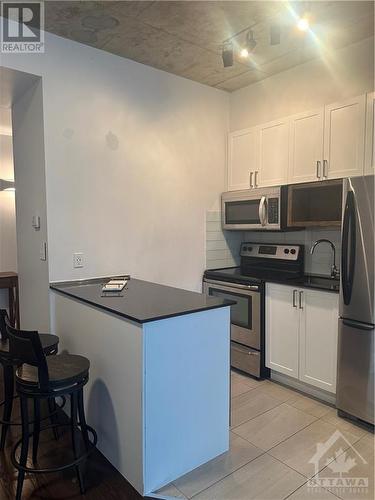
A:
[203,279,261,350]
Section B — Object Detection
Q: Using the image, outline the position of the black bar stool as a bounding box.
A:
[0,309,60,450]
[6,319,97,500]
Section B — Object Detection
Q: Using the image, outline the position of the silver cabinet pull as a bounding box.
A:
[254,170,258,188]
[292,289,297,308]
[323,160,328,178]
[316,161,321,179]
[299,290,303,309]
[249,171,253,188]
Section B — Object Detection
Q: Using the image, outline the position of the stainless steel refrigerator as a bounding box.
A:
[336,175,374,425]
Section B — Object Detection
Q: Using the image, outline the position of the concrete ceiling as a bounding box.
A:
[43,1,374,92]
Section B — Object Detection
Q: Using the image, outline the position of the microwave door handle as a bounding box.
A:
[259,196,267,226]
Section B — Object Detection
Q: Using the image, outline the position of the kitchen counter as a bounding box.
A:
[268,274,340,293]
[49,276,231,495]
[50,277,233,323]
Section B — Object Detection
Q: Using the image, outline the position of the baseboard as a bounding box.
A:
[270,371,336,406]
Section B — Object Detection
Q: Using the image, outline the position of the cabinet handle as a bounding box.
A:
[292,289,297,308]
[299,290,303,309]
[249,171,253,188]
[323,160,328,178]
[254,170,258,188]
[316,161,321,179]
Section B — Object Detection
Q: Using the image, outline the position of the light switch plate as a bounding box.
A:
[40,242,47,261]
[73,252,84,268]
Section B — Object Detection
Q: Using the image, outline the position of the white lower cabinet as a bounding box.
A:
[266,283,339,393]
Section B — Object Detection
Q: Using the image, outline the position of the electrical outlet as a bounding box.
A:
[73,252,84,268]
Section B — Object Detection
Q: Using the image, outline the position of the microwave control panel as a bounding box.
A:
[267,198,279,224]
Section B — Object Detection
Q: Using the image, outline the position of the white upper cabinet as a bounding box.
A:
[257,118,289,187]
[289,109,324,184]
[323,95,366,179]
[364,91,375,175]
[227,127,258,191]
[266,283,300,379]
[299,289,339,393]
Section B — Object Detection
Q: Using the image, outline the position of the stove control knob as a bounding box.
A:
[248,247,253,252]
[243,246,247,252]
[284,249,290,254]
[290,249,296,255]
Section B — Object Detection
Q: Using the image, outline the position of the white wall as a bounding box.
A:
[0,107,17,309]
[1,28,229,293]
[230,37,374,131]
[12,80,51,331]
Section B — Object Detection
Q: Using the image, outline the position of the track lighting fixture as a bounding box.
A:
[222,41,234,68]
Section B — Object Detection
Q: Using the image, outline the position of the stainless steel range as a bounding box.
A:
[203,242,304,378]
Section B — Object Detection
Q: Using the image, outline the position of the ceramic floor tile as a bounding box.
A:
[231,378,255,398]
[231,370,264,389]
[154,483,187,499]
[287,394,333,418]
[256,381,301,403]
[192,453,306,500]
[231,389,283,428]
[321,409,368,440]
[313,431,374,500]
[173,432,263,498]
[269,419,362,478]
[233,403,317,451]
[286,482,340,499]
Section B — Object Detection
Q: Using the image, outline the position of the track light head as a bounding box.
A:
[222,42,234,67]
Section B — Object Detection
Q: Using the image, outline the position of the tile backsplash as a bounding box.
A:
[206,211,341,276]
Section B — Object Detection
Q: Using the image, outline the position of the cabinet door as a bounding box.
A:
[324,95,366,179]
[289,109,324,184]
[364,91,375,175]
[266,284,300,378]
[299,289,339,393]
[227,128,258,191]
[258,118,289,187]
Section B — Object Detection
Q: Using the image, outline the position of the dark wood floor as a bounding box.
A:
[0,373,155,500]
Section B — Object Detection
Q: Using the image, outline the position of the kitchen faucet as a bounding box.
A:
[310,239,340,279]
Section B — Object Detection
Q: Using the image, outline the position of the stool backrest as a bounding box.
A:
[0,309,8,341]
[5,317,50,390]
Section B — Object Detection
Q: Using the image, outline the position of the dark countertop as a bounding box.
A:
[50,277,233,324]
[267,274,340,293]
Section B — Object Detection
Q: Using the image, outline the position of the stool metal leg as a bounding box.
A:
[71,392,85,494]
[48,398,59,440]
[32,399,41,463]
[77,389,90,451]
[0,364,14,450]
[16,395,30,500]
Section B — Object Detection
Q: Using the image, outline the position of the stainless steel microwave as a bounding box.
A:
[222,186,291,231]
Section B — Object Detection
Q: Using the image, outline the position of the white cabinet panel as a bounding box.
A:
[289,109,324,184]
[258,118,289,187]
[266,284,299,378]
[324,95,366,179]
[299,289,339,393]
[227,128,258,191]
[364,91,375,176]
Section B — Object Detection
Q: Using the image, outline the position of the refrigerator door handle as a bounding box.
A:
[341,191,356,305]
[342,319,374,331]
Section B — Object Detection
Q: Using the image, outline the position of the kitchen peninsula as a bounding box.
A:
[50,277,231,496]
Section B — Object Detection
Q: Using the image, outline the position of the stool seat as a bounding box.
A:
[16,354,90,388]
[0,333,59,358]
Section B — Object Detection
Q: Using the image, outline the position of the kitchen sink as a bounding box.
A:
[303,275,340,291]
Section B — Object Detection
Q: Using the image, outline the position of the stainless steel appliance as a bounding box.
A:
[336,175,374,425]
[222,186,292,231]
[203,243,304,378]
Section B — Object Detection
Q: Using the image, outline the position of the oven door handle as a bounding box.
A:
[203,279,260,292]
[259,196,267,226]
